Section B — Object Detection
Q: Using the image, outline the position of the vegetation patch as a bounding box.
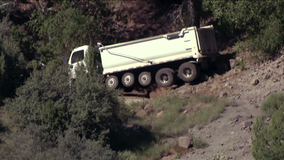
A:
[193,138,209,149]
[253,93,284,160]
[119,92,229,160]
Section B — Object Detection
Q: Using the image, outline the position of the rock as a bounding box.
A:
[188,128,192,134]
[157,111,164,117]
[162,138,177,146]
[229,59,236,69]
[245,127,252,132]
[242,145,251,156]
[136,109,147,117]
[264,91,271,98]
[248,136,252,146]
[277,66,284,75]
[183,110,188,114]
[225,82,233,89]
[178,136,192,149]
[263,74,270,80]
[144,104,153,113]
[266,117,271,121]
[160,155,176,160]
[242,121,252,129]
[206,134,211,138]
[219,91,228,98]
[251,78,259,85]
[234,114,242,122]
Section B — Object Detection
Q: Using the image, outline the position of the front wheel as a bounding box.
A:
[155,68,175,87]
[105,75,119,89]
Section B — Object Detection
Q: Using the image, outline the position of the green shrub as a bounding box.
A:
[261,93,284,116]
[193,138,209,149]
[253,93,284,160]
[4,59,122,144]
[0,126,117,160]
[203,0,284,56]
[28,6,99,63]
[253,108,284,160]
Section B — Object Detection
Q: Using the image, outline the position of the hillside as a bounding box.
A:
[1,0,284,160]
[122,53,284,160]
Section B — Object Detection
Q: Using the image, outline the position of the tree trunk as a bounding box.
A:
[182,0,201,27]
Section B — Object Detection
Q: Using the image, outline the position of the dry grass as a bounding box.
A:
[119,92,229,160]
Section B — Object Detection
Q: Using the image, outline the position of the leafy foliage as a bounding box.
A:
[0,125,117,160]
[28,6,98,63]
[202,0,284,55]
[0,17,28,104]
[253,93,284,160]
[4,59,122,144]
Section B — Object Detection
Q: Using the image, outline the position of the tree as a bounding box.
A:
[202,0,284,55]
[28,5,99,63]
[0,17,28,105]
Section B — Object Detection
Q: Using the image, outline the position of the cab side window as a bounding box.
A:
[71,50,84,64]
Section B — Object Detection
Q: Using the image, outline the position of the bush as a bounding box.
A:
[203,0,284,56]
[261,93,284,116]
[0,17,29,104]
[193,138,209,149]
[252,93,284,160]
[4,59,122,145]
[0,125,117,160]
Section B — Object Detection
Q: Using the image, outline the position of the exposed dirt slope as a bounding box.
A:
[124,54,284,160]
[175,55,284,160]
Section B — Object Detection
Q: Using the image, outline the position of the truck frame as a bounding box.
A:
[68,25,219,89]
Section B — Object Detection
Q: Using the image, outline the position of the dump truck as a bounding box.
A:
[68,25,219,89]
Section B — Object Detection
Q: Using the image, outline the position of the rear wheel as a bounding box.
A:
[178,62,198,82]
[155,68,175,87]
[105,75,119,89]
[138,71,151,87]
[122,72,135,87]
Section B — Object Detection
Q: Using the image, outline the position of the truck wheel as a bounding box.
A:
[178,62,198,82]
[138,71,151,86]
[155,68,175,87]
[105,75,119,89]
[122,72,135,87]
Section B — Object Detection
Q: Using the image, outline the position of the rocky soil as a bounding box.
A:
[125,54,284,160]
[175,54,284,160]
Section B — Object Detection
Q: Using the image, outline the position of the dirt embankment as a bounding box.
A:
[125,53,284,160]
[176,54,284,160]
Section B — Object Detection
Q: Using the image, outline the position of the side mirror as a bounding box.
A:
[97,42,103,47]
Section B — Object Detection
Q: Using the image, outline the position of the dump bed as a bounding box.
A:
[98,25,218,75]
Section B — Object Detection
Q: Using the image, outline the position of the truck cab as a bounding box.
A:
[68,45,89,79]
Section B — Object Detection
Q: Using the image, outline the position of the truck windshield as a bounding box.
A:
[71,50,84,64]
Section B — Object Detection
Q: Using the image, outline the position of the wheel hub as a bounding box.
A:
[183,68,192,78]
[124,75,132,84]
[160,74,169,84]
[108,78,115,86]
[141,75,149,83]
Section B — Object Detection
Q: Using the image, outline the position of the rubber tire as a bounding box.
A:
[138,71,152,87]
[105,75,119,89]
[155,68,175,87]
[122,72,135,87]
[178,62,198,82]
